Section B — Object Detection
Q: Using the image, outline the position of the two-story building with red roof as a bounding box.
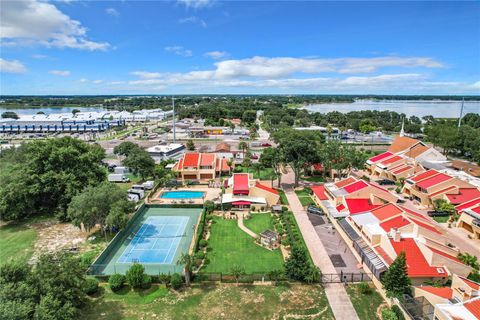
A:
[172,152,231,181]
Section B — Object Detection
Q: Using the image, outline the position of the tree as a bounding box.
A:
[230,265,246,284]
[1,111,19,119]
[238,141,248,156]
[35,294,76,320]
[186,139,195,151]
[284,245,314,282]
[433,199,455,214]
[252,162,264,177]
[359,119,376,133]
[260,147,283,187]
[382,251,411,298]
[242,110,257,124]
[0,137,106,221]
[177,253,194,286]
[68,182,132,238]
[320,141,368,179]
[122,149,155,180]
[272,129,324,187]
[72,109,81,115]
[458,252,480,270]
[113,141,138,157]
[126,263,147,289]
[267,269,284,284]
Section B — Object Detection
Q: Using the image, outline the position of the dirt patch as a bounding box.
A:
[376,301,389,319]
[29,221,86,263]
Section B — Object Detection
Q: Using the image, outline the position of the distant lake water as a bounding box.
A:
[0,106,106,115]
[303,100,480,118]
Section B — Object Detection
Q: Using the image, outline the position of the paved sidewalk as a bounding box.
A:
[237,214,258,238]
[283,185,359,320]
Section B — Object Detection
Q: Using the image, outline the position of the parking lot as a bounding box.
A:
[307,213,362,274]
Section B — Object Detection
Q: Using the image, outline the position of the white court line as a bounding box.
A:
[162,217,189,263]
[119,219,152,262]
[150,221,167,249]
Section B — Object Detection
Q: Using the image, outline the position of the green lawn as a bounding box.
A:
[234,165,275,180]
[432,215,450,223]
[277,189,289,205]
[203,217,284,274]
[302,176,325,183]
[346,283,386,320]
[0,221,38,264]
[294,189,315,206]
[79,283,334,320]
[244,213,275,234]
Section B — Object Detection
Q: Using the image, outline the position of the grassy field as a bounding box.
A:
[0,221,38,264]
[202,217,284,274]
[346,283,386,320]
[79,283,335,320]
[294,189,315,207]
[234,165,275,180]
[277,189,289,205]
[244,213,275,234]
[432,215,450,223]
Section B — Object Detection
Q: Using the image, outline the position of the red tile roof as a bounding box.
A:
[183,153,200,168]
[255,182,279,195]
[336,204,346,211]
[417,286,453,299]
[371,204,403,221]
[393,165,413,175]
[459,276,480,290]
[456,198,480,212]
[199,153,215,166]
[380,216,411,232]
[388,136,421,153]
[375,246,394,264]
[473,206,480,214]
[416,173,452,189]
[464,298,480,319]
[368,152,394,163]
[345,198,380,214]
[446,188,480,205]
[311,185,328,200]
[410,217,442,234]
[427,246,462,263]
[380,155,403,165]
[233,174,249,195]
[215,158,231,172]
[174,158,184,170]
[343,180,368,193]
[335,177,357,188]
[390,238,446,277]
[400,206,429,221]
[410,170,439,182]
[430,185,457,198]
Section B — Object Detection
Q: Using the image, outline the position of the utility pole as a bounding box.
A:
[172,96,176,143]
[457,98,464,130]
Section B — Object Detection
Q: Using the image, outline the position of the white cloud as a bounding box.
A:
[0,0,109,51]
[49,70,70,76]
[105,8,119,17]
[204,51,229,60]
[178,16,207,28]
[31,54,48,59]
[164,46,193,57]
[0,58,27,73]
[93,80,104,84]
[177,0,213,9]
[79,78,88,83]
[130,71,162,79]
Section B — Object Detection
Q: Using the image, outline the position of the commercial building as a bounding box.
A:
[172,152,231,181]
[146,143,186,163]
[294,125,341,140]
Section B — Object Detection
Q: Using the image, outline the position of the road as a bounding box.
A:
[282,168,359,320]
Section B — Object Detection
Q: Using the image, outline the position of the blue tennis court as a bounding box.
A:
[117,216,189,264]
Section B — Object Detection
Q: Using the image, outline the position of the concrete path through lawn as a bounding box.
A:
[282,169,359,320]
[237,214,258,238]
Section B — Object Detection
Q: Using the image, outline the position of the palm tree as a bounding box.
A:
[252,162,264,178]
[177,253,194,286]
[239,141,248,157]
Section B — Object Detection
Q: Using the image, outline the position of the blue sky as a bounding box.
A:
[1,0,479,95]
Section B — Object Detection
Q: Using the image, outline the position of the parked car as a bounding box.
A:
[307,205,323,215]
[251,154,259,159]
[261,142,272,147]
[427,211,451,217]
[376,179,396,186]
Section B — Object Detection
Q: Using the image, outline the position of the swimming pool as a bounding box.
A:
[160,191,205,199]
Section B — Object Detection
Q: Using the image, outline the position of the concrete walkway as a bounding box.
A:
[237,214,258,238]
[282,169,359,320]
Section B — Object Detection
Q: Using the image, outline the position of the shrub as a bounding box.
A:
[199,239,208,248]
[158,273,171,285]
[381,309,399,320]
[83,277,99,295]
[170,273,183,290]
[195,251,205,259]
[109,274,125,292]
[126,263,147,288]
[142,274,152,289]
[357,282,372,294]
[391,305,405,320]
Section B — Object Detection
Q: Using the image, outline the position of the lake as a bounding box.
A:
[303,100,480,118]
[0,106,106,116]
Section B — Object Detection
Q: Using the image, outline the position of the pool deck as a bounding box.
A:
[147,186,221,205]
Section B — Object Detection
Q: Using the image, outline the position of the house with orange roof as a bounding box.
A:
[221,173,280,210]
[313,176,399,218]
[365,136,446,180]
[456,204,480,240]
[435,296,480,320]
[402,169,475,207]
[172,152,231,181]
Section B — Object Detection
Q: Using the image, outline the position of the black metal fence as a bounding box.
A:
[194,271,372,284]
